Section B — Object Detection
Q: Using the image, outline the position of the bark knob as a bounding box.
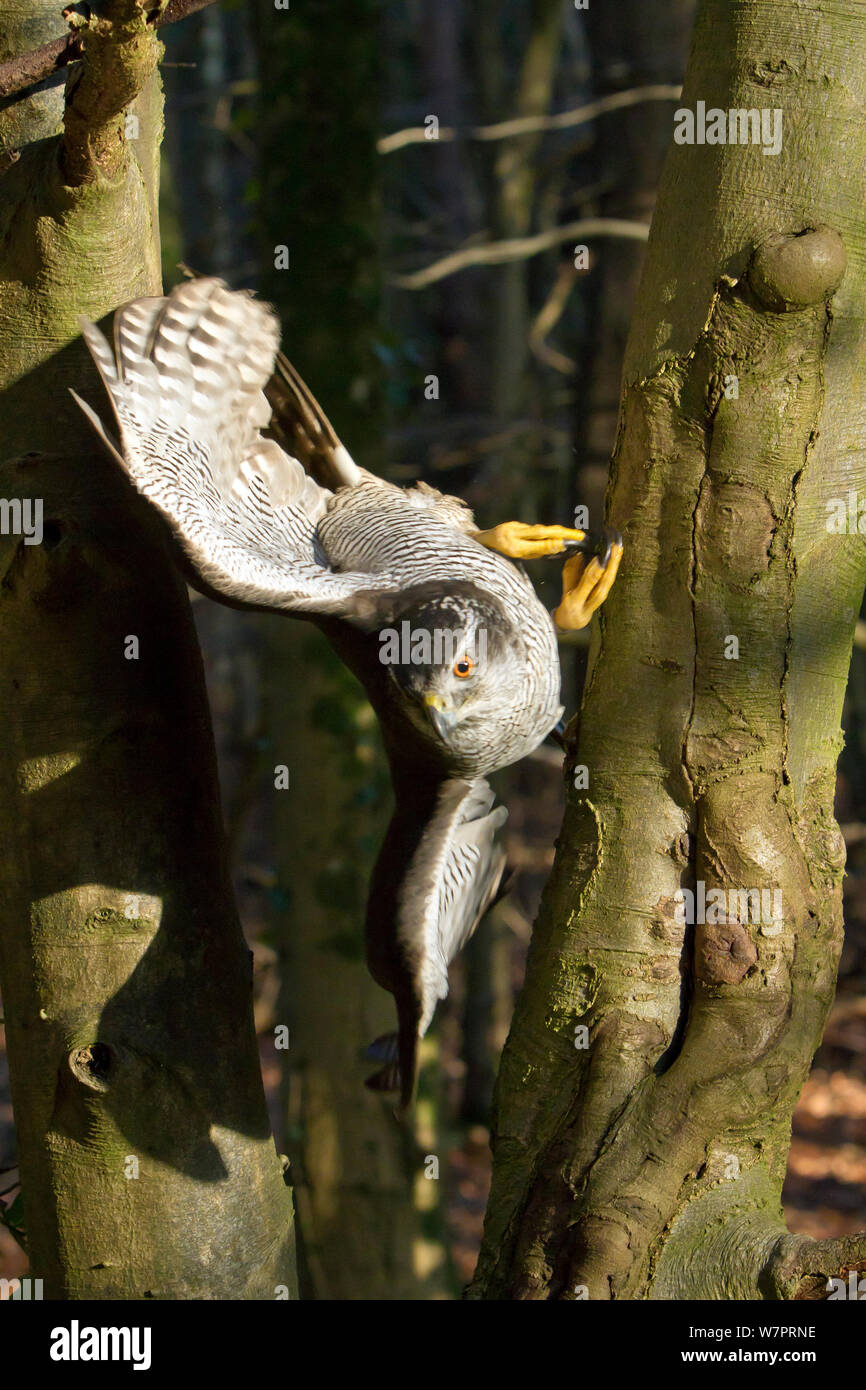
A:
[749,225,847,311]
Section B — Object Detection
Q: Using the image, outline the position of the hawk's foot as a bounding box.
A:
[472,521,591,560]
[553,529,622,631]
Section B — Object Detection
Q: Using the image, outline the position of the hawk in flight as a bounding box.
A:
[74,278,622,1110]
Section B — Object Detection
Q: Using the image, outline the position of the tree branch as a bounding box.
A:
[529,261,581,374]
[377,84,682,154]
[390,218,649,290]
[0,0,216,101]
[62,0,166,185]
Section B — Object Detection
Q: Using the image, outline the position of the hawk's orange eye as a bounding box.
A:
[454,656,475,678]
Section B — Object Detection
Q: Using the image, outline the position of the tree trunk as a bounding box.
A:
[0,0,296,1299]
[472,0,866,1300]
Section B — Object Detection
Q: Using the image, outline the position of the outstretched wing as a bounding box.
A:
[72,278,402,621]
[266,350,480,537]
[265,353,363,491]
[364,774,508,1110]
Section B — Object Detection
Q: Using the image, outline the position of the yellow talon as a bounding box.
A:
[473,521,588,560]
[553,538,623,632]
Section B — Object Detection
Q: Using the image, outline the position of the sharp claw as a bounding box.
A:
[561,527,621,563]
[598,527,622,568]
[560,535,597,557]
[553,524,623,632]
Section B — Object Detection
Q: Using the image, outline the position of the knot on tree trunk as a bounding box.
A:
[749,225,847,312]
[695,920,758,985]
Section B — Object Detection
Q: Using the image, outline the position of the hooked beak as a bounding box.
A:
[423,692,458,741]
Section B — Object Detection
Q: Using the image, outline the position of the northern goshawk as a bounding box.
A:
[74,277,622,1110]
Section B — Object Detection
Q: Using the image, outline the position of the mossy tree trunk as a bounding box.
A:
[0,0,296,1299]
[472,0,866,1300]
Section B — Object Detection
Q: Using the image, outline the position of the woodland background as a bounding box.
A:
[1,0,865,1297]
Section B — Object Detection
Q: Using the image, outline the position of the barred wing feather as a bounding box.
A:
[72,278,399,619]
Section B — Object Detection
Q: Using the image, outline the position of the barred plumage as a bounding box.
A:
[74,277,571,1110]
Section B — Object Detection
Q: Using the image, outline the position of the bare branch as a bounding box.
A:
[529,261,581,374]
[0,0,216,101]
[0,34,75,101]
[377,84,683,154]
[390,218,650,290]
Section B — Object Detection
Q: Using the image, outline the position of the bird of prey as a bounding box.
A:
[73,278,622,1110]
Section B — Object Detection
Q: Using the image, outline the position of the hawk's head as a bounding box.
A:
[380,592,552,769]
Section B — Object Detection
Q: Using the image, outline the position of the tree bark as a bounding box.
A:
[472,0,866,1300]
[0,0,296,1299]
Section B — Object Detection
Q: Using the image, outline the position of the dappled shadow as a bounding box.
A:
[0,336,272,1181]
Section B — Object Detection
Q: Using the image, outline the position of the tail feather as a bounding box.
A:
[364,1063,402,1095]
[363,1015,419,1113]
[365,1032,400,1064]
